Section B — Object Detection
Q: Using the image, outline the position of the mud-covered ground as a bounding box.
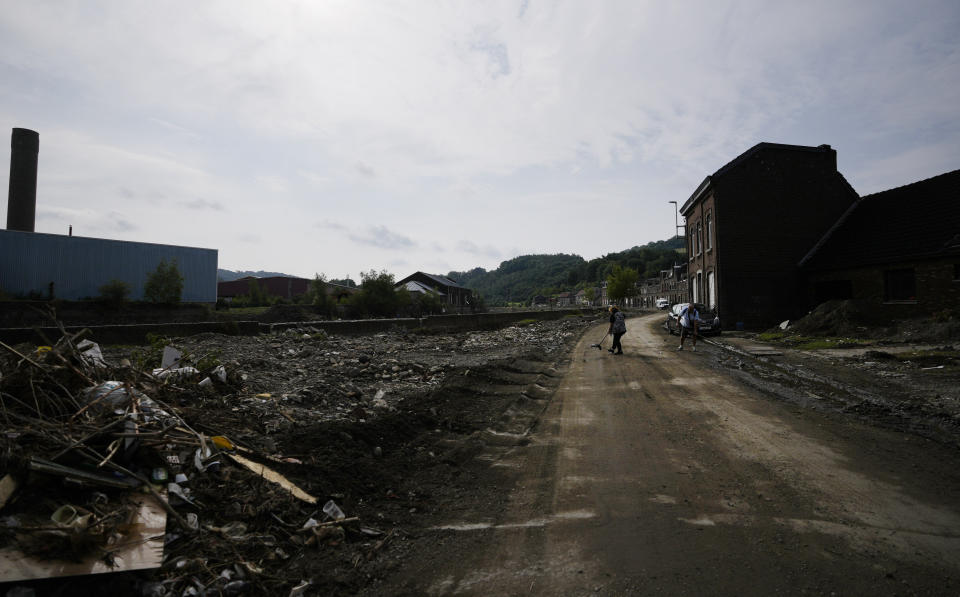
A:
[0,314,593,596]
[3,308,959,596]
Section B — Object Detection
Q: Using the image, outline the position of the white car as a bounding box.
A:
[656,298,670,310]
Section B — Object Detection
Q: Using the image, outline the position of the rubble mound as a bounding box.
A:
[787,300,877,337]
[785,299,960,342]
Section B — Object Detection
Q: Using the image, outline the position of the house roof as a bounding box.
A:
[420,273,467,289]
[401,280,442,295]
[800,168,960,271]
[680,142,851,214]
[394,272,466,290]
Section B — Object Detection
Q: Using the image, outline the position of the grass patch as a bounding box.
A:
[515,318,538,327]
[760,332,873,350]
[758,331,787,341]
[894,349,960,367]
[223,306,270,316]
[795,339,839,350]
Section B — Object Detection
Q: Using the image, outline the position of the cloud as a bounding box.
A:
[355,162,376,179]
[348,225,416,250]
[316,219,347,231]
[180,198,225,211]
[456,240,501,259]
[2,1,958,281]
[107,211,136,232]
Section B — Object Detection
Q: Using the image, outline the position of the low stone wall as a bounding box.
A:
[1,308,597,345]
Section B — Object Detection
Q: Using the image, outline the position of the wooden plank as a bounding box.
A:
[0,494,166,583]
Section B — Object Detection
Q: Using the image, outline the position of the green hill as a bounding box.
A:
[448,237,685,306]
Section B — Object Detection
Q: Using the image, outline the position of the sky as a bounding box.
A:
[1,1,959,282]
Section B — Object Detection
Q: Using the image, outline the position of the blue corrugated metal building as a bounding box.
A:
[0,229,218,302]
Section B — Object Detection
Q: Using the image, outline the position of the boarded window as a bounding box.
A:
[883,269,916,302]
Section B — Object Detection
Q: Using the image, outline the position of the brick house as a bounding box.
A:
[799,169,960,319]
[395,272,472,309]
[678,142,858,330]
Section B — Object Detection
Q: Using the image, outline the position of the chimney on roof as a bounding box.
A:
[817,143,837,171]
[6,128,39,232]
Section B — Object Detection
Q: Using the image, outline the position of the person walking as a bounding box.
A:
[608,305,626,355]
[676,303,701,351]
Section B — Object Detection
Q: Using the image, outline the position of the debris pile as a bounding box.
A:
[0,315,594,594]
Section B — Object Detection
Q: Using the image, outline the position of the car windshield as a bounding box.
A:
[674,303,715,317]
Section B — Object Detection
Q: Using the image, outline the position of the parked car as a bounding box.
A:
[656,298,670,310]
[664,302,721,335]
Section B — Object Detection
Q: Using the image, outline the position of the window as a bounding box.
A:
[696,221,703,256]
[883,269,916,302]
[706,212,713,251]
[707,271,716,309]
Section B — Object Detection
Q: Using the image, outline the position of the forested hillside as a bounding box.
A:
[217,269,295,282]
[448,237,685,305]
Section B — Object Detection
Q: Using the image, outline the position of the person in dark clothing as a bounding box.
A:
[608,305,626,355]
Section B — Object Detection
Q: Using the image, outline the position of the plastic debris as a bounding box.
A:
[289,580,311,597]
[77,339,108,368]
[161,346,182,369]
[152,366,200,381]
[322,499,346,521]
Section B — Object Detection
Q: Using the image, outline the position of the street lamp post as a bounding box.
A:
[668,200,682,239]
[669,200,688,304]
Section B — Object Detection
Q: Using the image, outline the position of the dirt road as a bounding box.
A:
[391,314,960,595]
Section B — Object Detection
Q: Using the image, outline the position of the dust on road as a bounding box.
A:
[392,314,960,596]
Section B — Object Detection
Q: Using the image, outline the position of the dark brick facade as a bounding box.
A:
[804,258,960,321]
[680,143,859,330]
[800,168,960,318]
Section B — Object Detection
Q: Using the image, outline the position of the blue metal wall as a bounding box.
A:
[0,230,218,302]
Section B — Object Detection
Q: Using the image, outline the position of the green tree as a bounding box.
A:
[584,287,597,304]
[468,290,486,313]
[348,270,403,317]
[309,274,335,317]
[409,290,443,316]
[143,259,184,304]
[245,278,271,307]
[606,265,639,305]
[98,279,130,306]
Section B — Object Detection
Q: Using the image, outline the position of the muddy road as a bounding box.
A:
[385,314,960,595]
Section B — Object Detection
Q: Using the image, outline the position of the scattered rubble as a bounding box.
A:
[0,314,593,595]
